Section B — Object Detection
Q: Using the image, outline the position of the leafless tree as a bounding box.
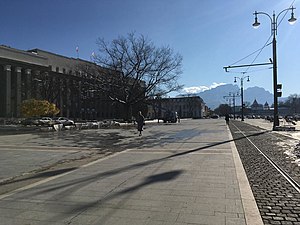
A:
[86,32,183,118]
[285,94,300,114]
[32,71,60,103]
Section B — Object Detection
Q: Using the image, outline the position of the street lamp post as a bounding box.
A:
[223,92,239,120]
[234,75,250,121]
[252,7,297,130]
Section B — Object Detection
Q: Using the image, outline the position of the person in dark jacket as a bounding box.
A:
[225,114,230,125]
[136,111,145,136]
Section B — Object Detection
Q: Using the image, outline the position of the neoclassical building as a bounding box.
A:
[0,45,130,120]
[148,96,207,119]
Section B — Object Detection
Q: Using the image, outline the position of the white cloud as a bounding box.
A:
[210,82,226,89]
[183,82,226,94]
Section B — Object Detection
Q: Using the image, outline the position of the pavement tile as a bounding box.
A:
[177,213,225,225]
[0,119,263,224]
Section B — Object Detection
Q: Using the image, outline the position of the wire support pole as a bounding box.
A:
[253,7,296,130]
[224,92,239,120]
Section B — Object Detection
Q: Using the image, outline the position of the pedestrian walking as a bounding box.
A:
[136,111,145,136]
[225,114,230,125]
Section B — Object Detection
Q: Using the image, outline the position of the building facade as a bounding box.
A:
[0,45,130,120]
[148,96,206,119]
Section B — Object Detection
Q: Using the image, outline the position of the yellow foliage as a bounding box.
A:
[21,99,60,117]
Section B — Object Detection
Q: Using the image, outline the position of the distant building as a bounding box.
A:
[148,96,207,119]
[248,99,292,117]
[251,99,263,111]
[263,101,270,110]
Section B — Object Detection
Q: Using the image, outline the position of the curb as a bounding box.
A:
[228,127,264,225]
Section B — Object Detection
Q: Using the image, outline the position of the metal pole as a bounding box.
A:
[233,93,236,120]
[271,12,279,130]
[272,34,279,129]
[250,8,296,130]
[241,79,244,121]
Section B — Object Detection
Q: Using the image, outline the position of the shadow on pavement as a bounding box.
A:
[13,128,268,223]
[49,170,184,223]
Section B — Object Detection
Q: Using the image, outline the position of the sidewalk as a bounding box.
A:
[0,119,262,225]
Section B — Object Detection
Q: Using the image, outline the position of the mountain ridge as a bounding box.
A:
[178,84,286,109]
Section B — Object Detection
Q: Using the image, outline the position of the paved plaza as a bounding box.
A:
[0,119,263,225]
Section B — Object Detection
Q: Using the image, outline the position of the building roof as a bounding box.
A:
[252,99,259,107]
[0,45,48,67]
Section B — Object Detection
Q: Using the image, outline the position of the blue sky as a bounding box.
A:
[1,0,299,98]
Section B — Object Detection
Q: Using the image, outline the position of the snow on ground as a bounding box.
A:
[244,118,300,166]
[244,118,300,140]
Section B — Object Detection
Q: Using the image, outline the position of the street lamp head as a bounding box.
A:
[247,76,250,82]
[288,7,297,25]
[234,77,237,83]
[252,12,261,28]
[288,17,297,25]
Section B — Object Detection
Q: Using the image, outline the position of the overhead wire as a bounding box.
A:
[277,0,296,28]
[230,41,272,66]
[228,24,273,72]
[244,34,272,73]
[227,34,272,74]
[228,0,296,74]
[248,0,296,70]
[245,66,272,74]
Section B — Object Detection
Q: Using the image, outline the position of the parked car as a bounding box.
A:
[210,114,219,119]
[163,111,178,123]
[52,117,75,126]
[21,117,40,126]
[38,117,54,126]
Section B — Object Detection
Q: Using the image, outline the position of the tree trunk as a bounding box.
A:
[124,104,133,122]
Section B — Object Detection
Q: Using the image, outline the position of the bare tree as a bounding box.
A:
[88,32,183,118]
[32,71,60,103]
[285,94,300,114]
[214,104,232,116]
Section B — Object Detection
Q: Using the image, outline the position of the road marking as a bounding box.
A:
[137,152,231,155]
[0,149,130,200]
[0,145,97,152]
[125,150,231,155]
[0,148,80,153]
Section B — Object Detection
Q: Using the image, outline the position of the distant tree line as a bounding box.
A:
[279,94,300,114]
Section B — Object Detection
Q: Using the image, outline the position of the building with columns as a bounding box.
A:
[0,45,130,120]
[147,96,207,120]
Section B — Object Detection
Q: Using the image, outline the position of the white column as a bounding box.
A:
[15,67,22,117]
[25,69,32,99]
[4,65,12,117]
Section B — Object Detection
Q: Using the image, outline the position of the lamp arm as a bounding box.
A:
[276,7,295,23]
[255,11,272,23]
